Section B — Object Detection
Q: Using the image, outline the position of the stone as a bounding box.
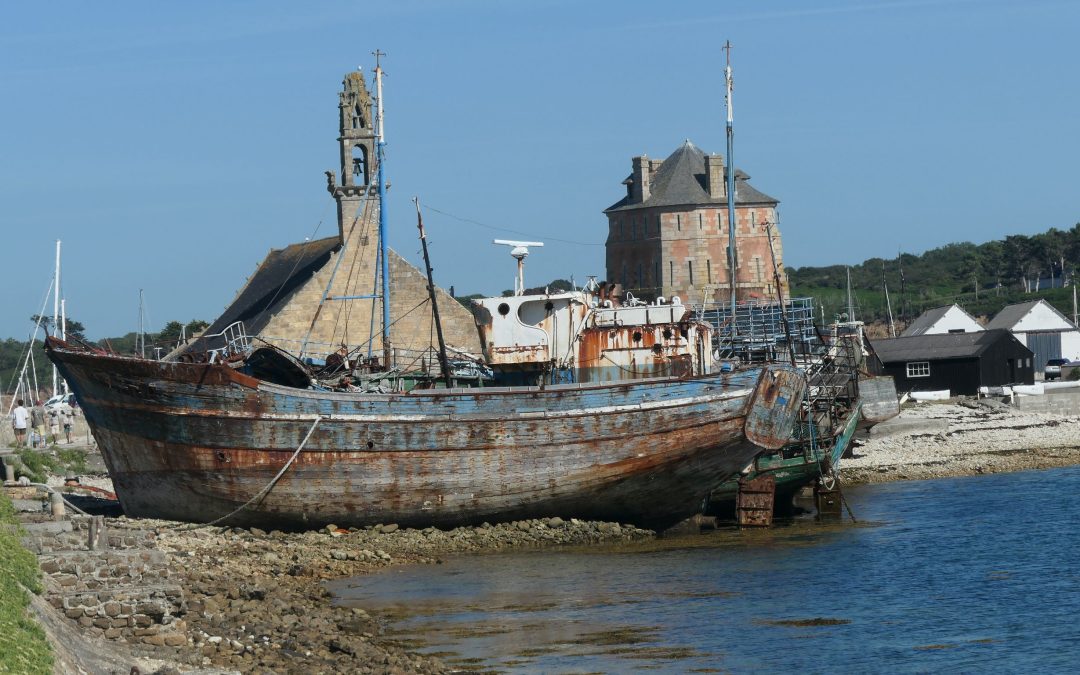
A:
[103,601,121,617]
[546,517,565,528]
[104,628,122,639]
[142,634,167,646]
[330,550,348,561]
[379,523,398,534]
[164,633,188,647]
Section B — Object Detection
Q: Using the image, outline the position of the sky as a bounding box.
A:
[2,0,1078,340]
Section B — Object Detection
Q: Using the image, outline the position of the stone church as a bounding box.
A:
[604,140,789,305]
[189,70,481,364]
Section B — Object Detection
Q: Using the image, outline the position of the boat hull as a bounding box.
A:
[47,342,804,530]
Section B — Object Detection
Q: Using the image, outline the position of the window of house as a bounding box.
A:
[906,361,930,378]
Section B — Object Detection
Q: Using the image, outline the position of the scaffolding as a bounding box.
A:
[697,297,820,363]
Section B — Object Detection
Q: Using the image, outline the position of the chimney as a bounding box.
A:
[705,154,726,199]
[631,155,650,203]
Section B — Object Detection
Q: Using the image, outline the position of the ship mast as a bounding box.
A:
[414,198,453,388]
[373,49,392,368]
[52,239,61,395]
[724,41,738,325]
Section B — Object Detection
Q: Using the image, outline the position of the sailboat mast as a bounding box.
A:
[846,267,855,322]
[52,239,61,395]
[373,50,392,368]
[724,41,738,324]
[138,289,145,358]
[883,261,896,337]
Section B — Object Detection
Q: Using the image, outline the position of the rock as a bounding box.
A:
[379,523,399,534]
[250,527,267,536]
[546,517,565,528]
[330,550,349,561]
[164,633,188,647]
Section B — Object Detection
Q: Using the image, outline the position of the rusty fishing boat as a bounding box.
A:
[45,335,803,530]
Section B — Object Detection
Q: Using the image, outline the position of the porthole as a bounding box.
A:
[632,331,643,342]
[367,441,375,449]
[662,328,673,339]
[497,303,510,316]
[652,344,663,355]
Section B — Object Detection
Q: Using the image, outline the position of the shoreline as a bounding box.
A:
[8,399,1080,672]
[841,399,1080,485]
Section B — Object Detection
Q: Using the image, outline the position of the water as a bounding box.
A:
[330,466,1080,672]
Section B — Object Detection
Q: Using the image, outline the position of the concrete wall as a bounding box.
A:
[1012,390,1080,414]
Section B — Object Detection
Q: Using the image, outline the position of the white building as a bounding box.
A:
[985,299,1080,369]
[901,304,984,337]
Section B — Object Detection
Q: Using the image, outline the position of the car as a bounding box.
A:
[1044,358,1069,381]
[43,392,76,410]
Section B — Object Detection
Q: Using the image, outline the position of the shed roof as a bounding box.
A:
[605,140,778,212]
[901,304,982,337]
[872,328,1026,363]
[985,298,1072,330]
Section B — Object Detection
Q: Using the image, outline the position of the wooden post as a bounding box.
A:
[814,478,842,519]
[736,474,775,527]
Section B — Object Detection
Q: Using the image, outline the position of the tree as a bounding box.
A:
[29,315,86,340]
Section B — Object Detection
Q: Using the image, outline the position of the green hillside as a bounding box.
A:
[789,224,1080,326]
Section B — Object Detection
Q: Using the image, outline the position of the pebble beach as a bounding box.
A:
[842,399,1080,485]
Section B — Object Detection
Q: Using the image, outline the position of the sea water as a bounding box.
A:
[330,466,1080,672]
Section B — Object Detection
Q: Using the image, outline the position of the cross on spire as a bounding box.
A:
[372,49,386,70]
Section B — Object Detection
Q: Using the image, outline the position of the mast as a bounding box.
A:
[414,198,452,388]
[724,41,738,323]
[765,223,796,366]
[137,289,145,358]
[883,261,896,337]
[846,267,855,322]
[52,239,60,395]
[373,50,392,368]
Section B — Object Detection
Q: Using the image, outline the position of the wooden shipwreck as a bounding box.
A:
[46,337,804,530]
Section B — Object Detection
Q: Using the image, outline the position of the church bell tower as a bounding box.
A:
[326,70,377,243]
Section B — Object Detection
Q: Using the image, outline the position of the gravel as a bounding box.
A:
[842,398,1080,484]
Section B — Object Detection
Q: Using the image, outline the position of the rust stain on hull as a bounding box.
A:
[47,340,805,530]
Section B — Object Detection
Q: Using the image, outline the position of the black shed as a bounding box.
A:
[871,329,1034,395]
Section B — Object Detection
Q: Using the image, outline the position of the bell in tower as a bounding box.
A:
[337,70,375,188]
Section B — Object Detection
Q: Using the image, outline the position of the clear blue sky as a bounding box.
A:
[2,0,1077,340]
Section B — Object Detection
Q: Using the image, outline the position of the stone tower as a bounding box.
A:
[329,70,377,242]
[603,140,788,306]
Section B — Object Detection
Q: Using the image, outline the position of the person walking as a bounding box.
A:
[58,402,75,445]
[11,399,29,445]
[30,402,44,447]
[47,405,60,445]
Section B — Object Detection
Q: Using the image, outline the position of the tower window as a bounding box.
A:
[352,145,368,185]
[698,213,703,230]
[676,214,681,231]
[669,261,674,286]
[352,104,365,129]
[688,260,694,286]
[707,259,712,284]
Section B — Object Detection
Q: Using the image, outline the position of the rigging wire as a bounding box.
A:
[421,204,603,247]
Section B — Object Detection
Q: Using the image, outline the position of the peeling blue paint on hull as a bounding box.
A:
[46,342,804,530]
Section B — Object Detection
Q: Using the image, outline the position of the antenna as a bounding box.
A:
[493,239,544,296]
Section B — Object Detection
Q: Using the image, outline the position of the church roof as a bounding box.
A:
[183,236,341,353]
[605,140,778,212]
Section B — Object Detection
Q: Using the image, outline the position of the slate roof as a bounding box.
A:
[605,140,778,212]
[901,304,981,337]
[872,329,1026,363]
[182,236,341,353]
[984,299,1074,330]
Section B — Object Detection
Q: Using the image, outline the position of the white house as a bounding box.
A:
[985,299,1080,369]
[901,304,984,337]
